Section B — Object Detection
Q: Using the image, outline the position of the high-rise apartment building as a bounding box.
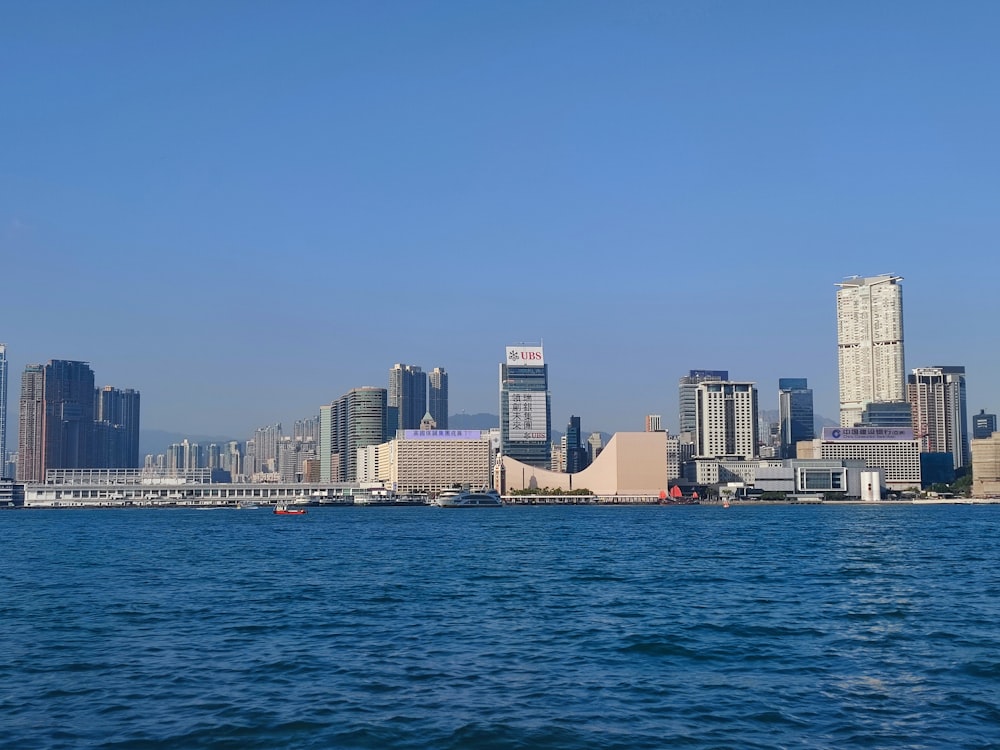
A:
[679,370,728,435]
[320,387,387,482]
[428,367,448,430]
[389,364,427,432]
[95,386,141,467]
[0,345,7,475]
[778,378,814,459]
[499,345,551,467]
[17,364,45,481]
[42,360,96,474]
[908,366,970,469]
[695,381,759,459]
[973,410,997,440]
[836,274,905,427]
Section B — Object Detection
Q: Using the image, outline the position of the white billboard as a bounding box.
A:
[505,346,545,367]
[507,392,548,442]
[822,427,914,441]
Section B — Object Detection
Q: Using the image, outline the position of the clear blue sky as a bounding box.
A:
[3,1,999,441]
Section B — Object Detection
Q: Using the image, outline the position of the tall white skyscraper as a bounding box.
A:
[836,274,905,427]
[695,381,759,458]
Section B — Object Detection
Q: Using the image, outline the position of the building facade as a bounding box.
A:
[95,386,141,468]
[375,429,492,494]
[39,360,97,476]
[971,434,1000,496]
[321,387,387,483]
[695,381,759,459]
[499,345,551,467]
[428,367,448,430]
[907,366,969,469]
[803,427,920,491]
[679,370,728,435]
[778,378,814,459]
[973,410,997,440]
[860,401,913,427]
[17,364,45,482]
[836,274,905,427]
[389,364,427,432]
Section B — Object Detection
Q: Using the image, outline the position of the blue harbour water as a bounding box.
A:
[2,504,999,749]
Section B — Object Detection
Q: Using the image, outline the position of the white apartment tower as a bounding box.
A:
[695,381,759,458]
[836,275,905,427]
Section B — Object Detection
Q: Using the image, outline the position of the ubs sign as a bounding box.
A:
[505,346,545,367]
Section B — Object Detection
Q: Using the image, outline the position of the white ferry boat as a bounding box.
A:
[433,489,503,508]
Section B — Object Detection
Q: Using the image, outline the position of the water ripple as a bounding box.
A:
[1,504,999,748]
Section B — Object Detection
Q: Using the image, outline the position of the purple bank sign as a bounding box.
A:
[403,430,483,440]
[822,427,914,441]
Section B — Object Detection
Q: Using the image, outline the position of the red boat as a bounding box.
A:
[273,504,307,515]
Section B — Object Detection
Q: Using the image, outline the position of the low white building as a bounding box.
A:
[376,429,492,494]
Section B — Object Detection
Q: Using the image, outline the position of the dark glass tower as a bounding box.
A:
[388,364,427,432]
[95,386,141,467]
[778,378,814,458]
[43,360,96,473]
[499,345,551,468]
[565,415,589,473]
[973,410,997,440]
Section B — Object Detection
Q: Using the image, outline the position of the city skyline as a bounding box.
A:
[4,4,999,440]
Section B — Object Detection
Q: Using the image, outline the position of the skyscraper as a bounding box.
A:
[679,370,728,435]
[95,386,141,467]
[320,387,387,482]
[0,345,7,477]
[908,366,969,469]
[778,378,814,458]
[973,410,997,440]
[428,367,448,430]
[389,364,427,432]
[499,344,551,467]
[836,274,905,427]
[17,364,45,482]
[42,360,96,474]
[695,381,759,458]
[565,415,589,473]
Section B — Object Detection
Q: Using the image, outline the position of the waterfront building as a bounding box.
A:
[973,410,997,440]
[17,364,45,482]
[836,274,905,427]
[499,345,551,468]
[971,433,1000,496]
[801,427,920,491]
[907,366,969,469]
[645,414,662,432]
[860,401,913,428]
[428,367,448,430]
[389,364,427,432]
[695,381,759,459]
[778,378,814,458]
[499,432,667,497]
[679,370,728,435]
[0,345,6,476]
[375,429,492,494]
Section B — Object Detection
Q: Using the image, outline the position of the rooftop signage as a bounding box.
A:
[822,427,914,441]
[403,430,483,441]
[505,346,544,367]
